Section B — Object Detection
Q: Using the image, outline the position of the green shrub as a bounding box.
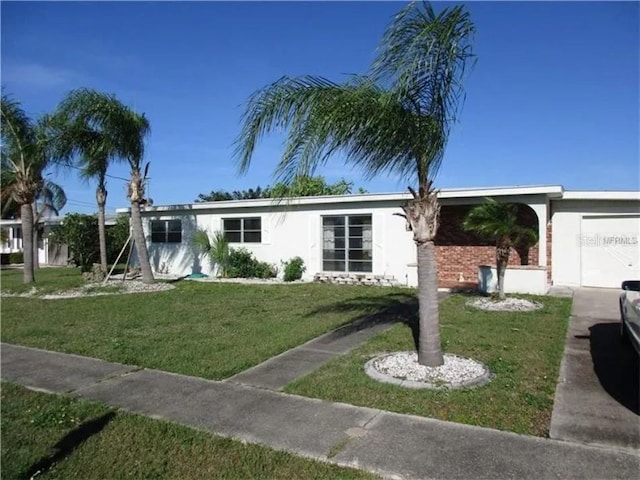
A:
[8,252,24,264]
[227,248,276,279]
[106,216,131,265]
[49,214,99,272]
[227,248,256,278]
[283,256,305,282]
[255,261,278,279]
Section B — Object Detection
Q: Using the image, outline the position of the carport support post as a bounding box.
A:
[528,202,548,269]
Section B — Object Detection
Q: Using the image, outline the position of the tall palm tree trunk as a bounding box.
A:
[32,226,39,270]
[20,203,35,284]
[496,241,510,300]
[96,185,108,272]
[129,202,154,283]
[32,202,40,270]
[128,170,154,284]
[403,188,444,367]
[417,240,443,366]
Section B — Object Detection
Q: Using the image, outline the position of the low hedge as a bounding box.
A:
[8,252,24,264]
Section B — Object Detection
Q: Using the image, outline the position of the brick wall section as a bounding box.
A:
[435,205,540,284]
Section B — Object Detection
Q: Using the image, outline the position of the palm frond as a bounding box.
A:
[54,88,150,172]
[373,1,475,121]
[235,75,437,188]
[372,1,475,180]
[235,3,474,195]
[463,198,537,245]
[1,95,67,208]
[1,95,37,173]
[193,229,229,276]
[38,179,67,216]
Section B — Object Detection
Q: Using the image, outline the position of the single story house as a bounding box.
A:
[118,184,639,293]
[1,216,68,266]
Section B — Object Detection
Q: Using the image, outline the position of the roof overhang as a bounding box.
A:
[116,184,567,214]
[559,191,640,201]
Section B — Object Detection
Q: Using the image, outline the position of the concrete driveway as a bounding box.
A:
[550,287,640,451]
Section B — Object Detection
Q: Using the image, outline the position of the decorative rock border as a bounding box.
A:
[364,351,493,390]
[466,297,543,312]
[314,273,399,287]
[1,280,175,300]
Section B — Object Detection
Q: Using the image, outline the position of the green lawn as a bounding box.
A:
[1,268,413,380]
[285,294,571,437]
[1,382,376,480]
[2,268,572,437]
[1,267,86,294]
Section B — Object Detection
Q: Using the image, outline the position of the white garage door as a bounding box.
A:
[581,215,640,288]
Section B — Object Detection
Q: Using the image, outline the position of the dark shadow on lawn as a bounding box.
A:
[321,297,420,344]
[21,411,117,480]
[304,292,416,317]
[306,292,448,349]
[589,323,639,415]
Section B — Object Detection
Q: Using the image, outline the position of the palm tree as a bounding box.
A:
[54,89,154,283]
[193,229,230,277]
[54,93,121,273]
[0,96,67,283]
[80,155,110,272]
[463,198,538,300]
[234,1,474,366]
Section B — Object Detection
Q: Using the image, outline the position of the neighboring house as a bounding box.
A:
[117,185,640,292]
[1,217,67,266]
[0,214,119,266]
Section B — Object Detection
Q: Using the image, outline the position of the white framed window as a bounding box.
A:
[223,217,262,243]
[151,220,182,243]
[322,215,372,272]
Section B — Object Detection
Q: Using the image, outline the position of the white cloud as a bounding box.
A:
[2,61,80,89]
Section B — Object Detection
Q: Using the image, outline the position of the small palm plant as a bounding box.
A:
[193,229,230,278]
[463,198,538,300]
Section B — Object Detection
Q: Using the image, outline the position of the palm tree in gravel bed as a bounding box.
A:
[234,1,475,367]
[463,198,539,300]
[54,89,155,283]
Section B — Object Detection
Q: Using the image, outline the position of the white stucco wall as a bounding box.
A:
[142,212,201,275]
[478,266,548,295]
[551,199,640,287]
[140,200,417,284]
[129,188,639,290]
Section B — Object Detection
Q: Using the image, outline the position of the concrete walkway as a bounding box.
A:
[227,294,445,390]
[550,288,640,451]
[2,342,638,480]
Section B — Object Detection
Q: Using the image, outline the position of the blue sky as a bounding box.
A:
[2,1,638,214]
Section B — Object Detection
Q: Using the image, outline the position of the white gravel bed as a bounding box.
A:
[467,297,543,312]
[1,280,174,300]
[186,276,305,285]
[365,351,492,390]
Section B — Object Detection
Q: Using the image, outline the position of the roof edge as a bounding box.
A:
[561,190,640,201]
[117,184,566,213]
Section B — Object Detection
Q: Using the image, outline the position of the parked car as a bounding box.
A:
[620,280,640,355]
